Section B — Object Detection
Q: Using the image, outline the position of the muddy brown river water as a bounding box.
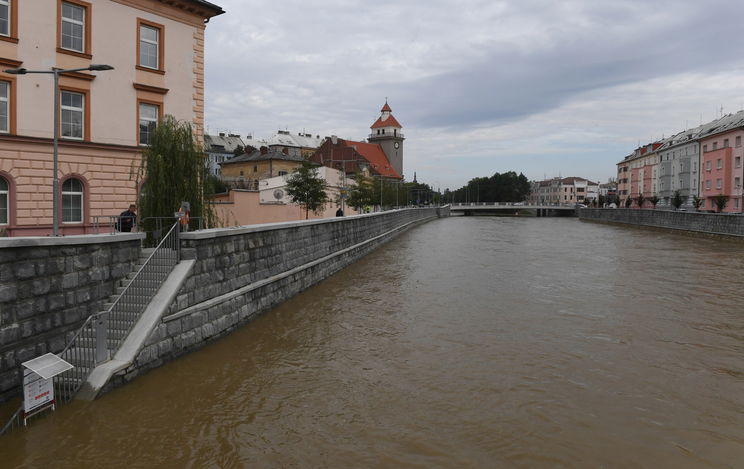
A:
[2,217,744,468]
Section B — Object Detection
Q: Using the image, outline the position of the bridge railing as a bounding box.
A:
[450,202,575,207]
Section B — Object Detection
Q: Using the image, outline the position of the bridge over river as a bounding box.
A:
[450,202,578,216]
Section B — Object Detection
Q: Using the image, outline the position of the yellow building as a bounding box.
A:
[220,147,304,189]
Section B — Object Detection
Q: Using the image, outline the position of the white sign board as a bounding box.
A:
[21,353,73,415]
[23,368,54,414]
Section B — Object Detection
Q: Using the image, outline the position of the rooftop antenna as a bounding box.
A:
[720,104,724,117]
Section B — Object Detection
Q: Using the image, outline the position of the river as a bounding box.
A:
[2,216,744,468]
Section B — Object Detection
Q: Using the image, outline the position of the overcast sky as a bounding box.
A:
[203,0,744,191]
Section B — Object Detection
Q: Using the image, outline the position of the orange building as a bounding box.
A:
[0,0,223,236]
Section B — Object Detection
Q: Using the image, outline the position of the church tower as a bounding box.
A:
[368,101,404,178]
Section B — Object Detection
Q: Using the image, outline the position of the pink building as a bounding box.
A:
[699,128,744,212]
[618,142,660,207]
[0,0,223,236]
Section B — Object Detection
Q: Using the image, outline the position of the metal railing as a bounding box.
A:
[53,221,181,404]
[92,215,120,234]
[92,215,203,236]
[0,405,23,436]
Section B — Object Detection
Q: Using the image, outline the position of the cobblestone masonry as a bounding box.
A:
[103,207,449,393]
[579,208,744,237]
[0,234,143,402]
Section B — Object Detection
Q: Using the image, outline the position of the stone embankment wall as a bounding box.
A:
[104,208,446,392]
[0,234,143,402]
[579,208,744,238]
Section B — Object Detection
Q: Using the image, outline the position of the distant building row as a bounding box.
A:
[617,110,744,213]
[204,102,405,190]
[529,177,616,205]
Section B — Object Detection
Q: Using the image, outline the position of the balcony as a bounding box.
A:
[368,132,405,140]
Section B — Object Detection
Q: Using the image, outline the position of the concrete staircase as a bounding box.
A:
[57,248,162,401]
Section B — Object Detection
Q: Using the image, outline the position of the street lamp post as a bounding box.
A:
[4,64,114,236]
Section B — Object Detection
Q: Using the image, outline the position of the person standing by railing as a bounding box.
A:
[117,204,137,232]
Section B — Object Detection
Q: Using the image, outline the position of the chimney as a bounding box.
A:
[219,132,225,137]
[331,135,338,144]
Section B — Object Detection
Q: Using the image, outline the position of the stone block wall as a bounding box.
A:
[104,208,442,392]
[0,234,143,402]
[579,208,744,237]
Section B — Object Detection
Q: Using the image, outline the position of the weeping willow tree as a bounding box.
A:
[136,115,215,235]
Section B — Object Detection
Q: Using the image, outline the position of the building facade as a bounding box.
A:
[699,126,744,212]
[204,132,244,176]
[656,133,699,208]
[0,0,223,236]
[220,146,305,189]
[529,177,598,205]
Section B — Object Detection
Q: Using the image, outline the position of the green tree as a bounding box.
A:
[348,172,375,212]
[636,193,645,208]
[692,195,704,211]
[649,194,660,208]
[285,160,328,219]
[204,174,228,195]
[671,190,684,210]
[624,197,632,208]
[714,193,729,213]
[136,115,215,233]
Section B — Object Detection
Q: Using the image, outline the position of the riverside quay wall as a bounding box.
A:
[0,234,144,402]
[579,208,744,238]
[100,207,449,395]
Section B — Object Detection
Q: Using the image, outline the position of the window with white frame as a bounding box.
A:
[717,158,722,169]
[0,0,9,37]
[60,90,83,139]
[139,24,159,69]
[736,156,741,168]
[716,178,722,189]
[735,177,741,189]
[706,160,711,171]
[737,136,742,147]
[61,2,85,53]
[705,180,711,190]
[139,102,158,145]
[0,80,8,133]
[62,178,83,223]
[0,176,8,225]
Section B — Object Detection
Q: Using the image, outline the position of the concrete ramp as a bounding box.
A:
[76,260,196,400]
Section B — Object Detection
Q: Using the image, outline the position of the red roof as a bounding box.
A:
[343,140,401,179]
[381,102,392,112]
[370,114,402,129]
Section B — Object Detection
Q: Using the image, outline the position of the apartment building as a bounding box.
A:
[698,113,744,212]
[529,177,598,205]
[0,0,224,236]
[617,142,661,206]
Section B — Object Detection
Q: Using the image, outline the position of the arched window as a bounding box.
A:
[0,176,8,225]
[62,177,84,223]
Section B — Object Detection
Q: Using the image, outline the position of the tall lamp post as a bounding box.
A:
[4,64,114,236]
